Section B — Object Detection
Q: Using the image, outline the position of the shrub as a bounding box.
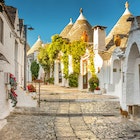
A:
[46,77,54,84]
[30,60,40,81]
[68,73,78,87]
[88,75,99,91]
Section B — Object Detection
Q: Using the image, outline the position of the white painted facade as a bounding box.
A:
[97,16,140,115]
[121,17,140,110]
[0,4,36,119]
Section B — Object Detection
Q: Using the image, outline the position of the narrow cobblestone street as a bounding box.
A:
[0,85,140,140]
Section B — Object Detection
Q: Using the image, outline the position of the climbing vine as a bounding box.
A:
[47,34,63,63]
[61,42,69,78]
[88,45,99,91]
[88,46,96,76]
[70,40,87,75]
[37,34,95,87]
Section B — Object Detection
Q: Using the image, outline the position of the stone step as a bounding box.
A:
[0,119,7,130]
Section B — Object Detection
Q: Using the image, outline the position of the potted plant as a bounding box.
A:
[94,86,102,94]
[27,84,36,92]
[88,75,99,92]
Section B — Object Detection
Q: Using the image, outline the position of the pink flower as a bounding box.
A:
[12,92,17,97]
[10,73,13,78]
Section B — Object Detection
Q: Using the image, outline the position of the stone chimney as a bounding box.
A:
[92,25,106,53]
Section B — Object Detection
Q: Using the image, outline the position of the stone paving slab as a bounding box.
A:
[0,119,7,130]
[0,84,140,140]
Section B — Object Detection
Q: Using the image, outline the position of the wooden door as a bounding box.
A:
[83,60,88,89]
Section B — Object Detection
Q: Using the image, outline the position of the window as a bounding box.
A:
[0,17,3,43]
[113,68,117,72]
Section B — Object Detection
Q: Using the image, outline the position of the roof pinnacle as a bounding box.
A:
[77,8,86,20]
[80,8,83,14]
[123,1,131,15]
[68,18,73,25]
[125,1,129,9]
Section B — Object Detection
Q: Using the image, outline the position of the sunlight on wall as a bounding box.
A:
[94,53,103,73]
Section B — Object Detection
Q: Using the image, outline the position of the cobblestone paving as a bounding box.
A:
[0,85,140,140]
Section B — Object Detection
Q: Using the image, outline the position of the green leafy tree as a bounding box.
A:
[30,60,40,81]
[38,44,50,82]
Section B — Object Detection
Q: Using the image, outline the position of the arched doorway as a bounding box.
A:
[126,43,140,105]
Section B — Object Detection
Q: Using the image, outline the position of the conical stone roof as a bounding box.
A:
[60,18,73,38]
[105,1,132,50]
[66,8,93,42]
[101,1,133,60]
[27,36,43,56]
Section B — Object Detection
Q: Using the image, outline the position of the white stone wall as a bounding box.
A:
[54,60,59,85]
[78,59,84,90]
[99,60,111,89]
[0,68,10,119]
[121,17,140,109]
[0,8,25,119]
[0,12,14,119]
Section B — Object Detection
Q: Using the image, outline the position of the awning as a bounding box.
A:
[0,53,10,63]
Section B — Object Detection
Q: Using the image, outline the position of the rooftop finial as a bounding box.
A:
[80,8,83,14]
[68,18,73,25]
[125,1,129,9]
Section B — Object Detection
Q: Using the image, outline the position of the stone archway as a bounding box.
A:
[126,43,140,105]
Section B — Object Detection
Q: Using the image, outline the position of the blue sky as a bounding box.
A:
[5,0,140,47]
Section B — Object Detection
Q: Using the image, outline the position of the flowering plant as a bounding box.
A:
[95,87,100,90]
[27,84,36,92]
[9,73,18,107]
[88,75,99,91]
